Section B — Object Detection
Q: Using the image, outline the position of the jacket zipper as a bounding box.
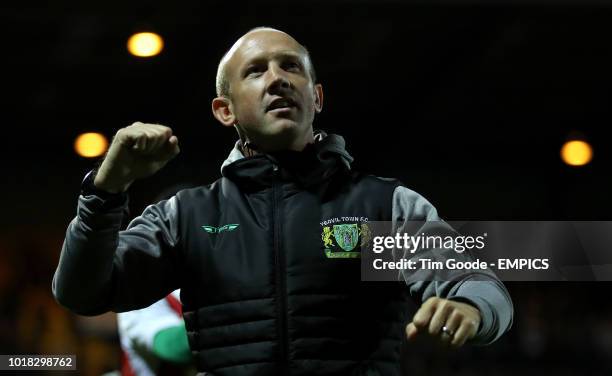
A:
[272,164,289,373]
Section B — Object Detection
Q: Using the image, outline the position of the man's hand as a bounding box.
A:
[405,297,481,348]
[94,122,180,193]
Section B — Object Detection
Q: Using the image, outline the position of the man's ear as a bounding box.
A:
[314,83,323,113]
[212,96,236,127]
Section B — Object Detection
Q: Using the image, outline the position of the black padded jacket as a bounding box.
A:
[53,133,513,375]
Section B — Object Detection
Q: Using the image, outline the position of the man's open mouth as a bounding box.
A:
[266,97,297,112]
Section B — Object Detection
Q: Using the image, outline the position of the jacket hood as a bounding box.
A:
[220,131,354,191]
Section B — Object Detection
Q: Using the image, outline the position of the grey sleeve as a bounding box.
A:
[391,186,514,345]
[52,194,182,316]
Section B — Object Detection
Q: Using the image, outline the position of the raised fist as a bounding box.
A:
[94,122,180,193]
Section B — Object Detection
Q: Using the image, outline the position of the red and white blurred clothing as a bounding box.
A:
[117,290,182,376]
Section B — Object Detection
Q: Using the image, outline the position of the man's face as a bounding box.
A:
[223,30,322,151]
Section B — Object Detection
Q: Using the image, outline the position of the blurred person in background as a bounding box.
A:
[117,289,194,376]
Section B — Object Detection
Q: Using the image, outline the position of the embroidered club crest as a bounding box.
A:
[333,224,359,252]
[321,221,370,259]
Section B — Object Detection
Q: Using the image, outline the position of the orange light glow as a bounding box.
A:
[561,140,593,167]
[127,32,164,57]
[74,132,108,158]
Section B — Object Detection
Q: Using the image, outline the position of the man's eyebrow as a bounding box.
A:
[240,51,304,71]
[275,51,302,60]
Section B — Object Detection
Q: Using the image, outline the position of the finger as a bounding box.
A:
[451,320,478,348]
[439,312,462,345]
[160,138,180,160]
[405,322,418,341]
[127,123,162,152]
[116,130,134,149]
[444,310,463,337]
[412,301,437,330]
[151,126,173,151]
[128,121,143,132]
[428,301,452,336]
[125,121,144,140]
[167,135,180,155]
[135,130,152,152]
[134,133,147,151]
[161,125,174,138]
[148,129,168,152]
[440,329,453,345]
[145,128,170,153]
[151,129,169,153]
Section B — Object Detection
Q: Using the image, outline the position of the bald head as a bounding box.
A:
[215,27,317,98]
[210,26,324,152]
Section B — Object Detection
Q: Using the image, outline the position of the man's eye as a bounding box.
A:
[283,62,301,71]
[245,67,263,77]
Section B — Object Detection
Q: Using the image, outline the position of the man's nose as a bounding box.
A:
[266,64,291,92]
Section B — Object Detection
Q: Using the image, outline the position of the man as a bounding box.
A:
[53,27,513,375]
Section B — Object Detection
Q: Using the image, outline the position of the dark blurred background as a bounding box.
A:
[2,0,612,375]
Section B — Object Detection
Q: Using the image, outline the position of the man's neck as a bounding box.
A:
[240,131,316,156]
[240,141,260,157]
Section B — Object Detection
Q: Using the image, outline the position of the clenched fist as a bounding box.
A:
[406,297,481,348]
[94,122,180,193]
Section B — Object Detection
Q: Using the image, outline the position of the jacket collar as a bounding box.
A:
[220,131,353,190]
